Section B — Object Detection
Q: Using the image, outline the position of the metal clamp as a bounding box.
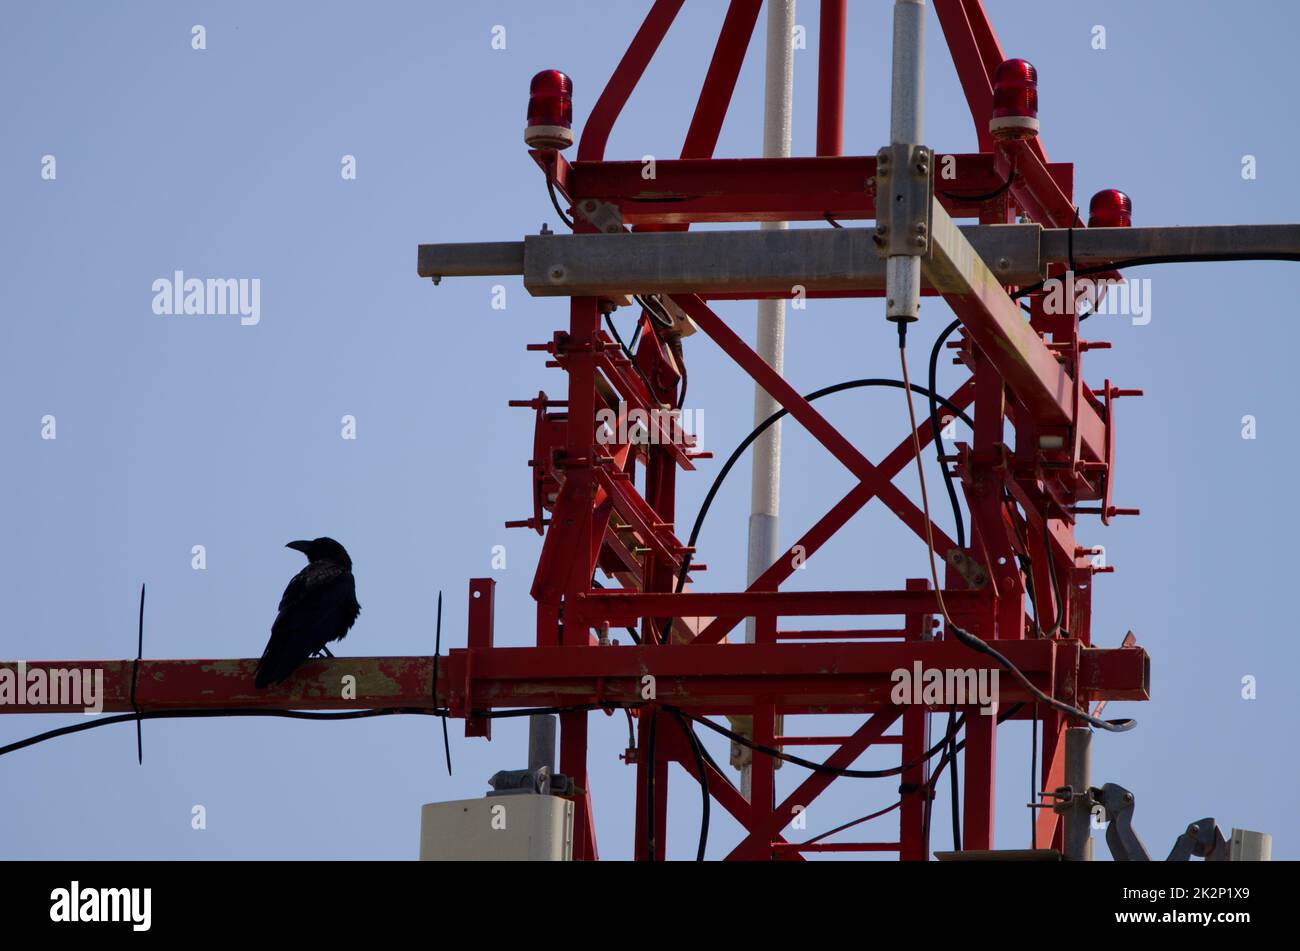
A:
[574,198,625,235]
[874,143,934,259]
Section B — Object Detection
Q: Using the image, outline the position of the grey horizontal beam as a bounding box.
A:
[416,222,1300,294]
[527,228,895,296]
[525,226,1043,296]
[1040,224,1300,268]
[418,225,1042,294]
[418,241,523,282]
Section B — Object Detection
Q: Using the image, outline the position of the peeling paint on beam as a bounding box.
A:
[0,658,436,714]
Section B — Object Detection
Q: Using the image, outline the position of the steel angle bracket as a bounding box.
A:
[573,198,625,235]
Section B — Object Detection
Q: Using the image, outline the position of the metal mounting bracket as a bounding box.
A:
[573,198,625,235]
[874,143,934,258]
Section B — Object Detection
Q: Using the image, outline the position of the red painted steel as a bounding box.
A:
[2,1,1151,862]
[557,153,1075,225]
[0,644,1148,717]
[519,0,1146,860]
[816,0,847,156]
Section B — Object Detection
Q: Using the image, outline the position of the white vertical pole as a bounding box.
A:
[741,0,796,802]
[885,0,926,324]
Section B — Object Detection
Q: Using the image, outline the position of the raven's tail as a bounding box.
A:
[254,645,302,689]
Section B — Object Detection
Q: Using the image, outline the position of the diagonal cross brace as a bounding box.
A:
[672,293,958,553]
[691,380,976,645]
[727,707,904,859]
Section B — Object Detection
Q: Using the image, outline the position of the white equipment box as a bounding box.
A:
[419,795,574,861]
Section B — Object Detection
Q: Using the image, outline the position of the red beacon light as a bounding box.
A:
[525,69,573,150]
[1088,189,1133,228]
[988,59,1039,139]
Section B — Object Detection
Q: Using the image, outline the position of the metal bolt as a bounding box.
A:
[998,257,1010,270]
[549,266,566,281]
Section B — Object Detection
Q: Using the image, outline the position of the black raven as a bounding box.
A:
[255,537,360,689]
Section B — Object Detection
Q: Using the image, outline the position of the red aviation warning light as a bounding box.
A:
[988,59,1040,139]
[1088,189,1133,228]
[525,70,574,150]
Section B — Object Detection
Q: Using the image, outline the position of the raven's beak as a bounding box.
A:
[285,540,313,555]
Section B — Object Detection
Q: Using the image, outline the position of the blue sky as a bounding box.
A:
[1,0,1295,859]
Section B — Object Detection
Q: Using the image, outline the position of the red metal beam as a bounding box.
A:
[816,0,847,157]
[534,0,1139,861]
[564,154,1074,224]
[571,588,989,624]
[0,643,1149,716]
[577,0,685,162]
[933,0,995,152]
[680,0,763,160]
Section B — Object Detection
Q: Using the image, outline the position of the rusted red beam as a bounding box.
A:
[443,639,1149,715]
[0,643,1149,716]
[0,657,436,715]
[564,154,1074,225]
[450,641,1086,715]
